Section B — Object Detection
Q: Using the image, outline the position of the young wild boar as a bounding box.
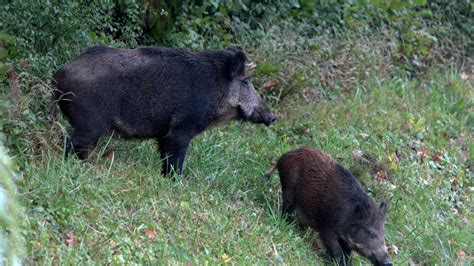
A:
[52,46,276,176]
[265,147,391,266]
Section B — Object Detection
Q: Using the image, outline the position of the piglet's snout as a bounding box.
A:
[264,114,277,126]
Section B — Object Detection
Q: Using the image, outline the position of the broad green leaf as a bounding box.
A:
[0,33,13,42]
[413,0,428,6]
[0,48,8,61]
[0,63,9,74]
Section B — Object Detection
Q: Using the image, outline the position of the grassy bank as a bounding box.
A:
[21,66,472,264]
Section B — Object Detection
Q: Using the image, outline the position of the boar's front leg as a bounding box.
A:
[321,232,352,266]
[158,135,191,176]
[339,239,353,266]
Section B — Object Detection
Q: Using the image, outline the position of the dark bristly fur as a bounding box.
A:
[52,45,276,176]
[266,147,391,266]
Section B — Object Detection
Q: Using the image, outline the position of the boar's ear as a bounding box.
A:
[354,201,372,220]
[229,51,247,79]
[225,45,240,53]
[379,200,388,217]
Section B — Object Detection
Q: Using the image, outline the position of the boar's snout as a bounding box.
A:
[370,252,391,266]
[249,104,277,126]
[264,113,277,126]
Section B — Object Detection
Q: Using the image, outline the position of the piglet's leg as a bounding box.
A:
[320,232,351,266]
[158,135,191,177]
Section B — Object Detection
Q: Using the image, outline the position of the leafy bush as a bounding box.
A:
[0,1,145,77]
[138,0,472,75]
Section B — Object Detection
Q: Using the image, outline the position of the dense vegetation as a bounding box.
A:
[0,0,472,264]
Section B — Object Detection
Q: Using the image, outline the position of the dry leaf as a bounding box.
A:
[431,151,443,162]
[417,148,429,162]
[376,170,387,181]
[456,250,466,259]
[262,79,279,90]
[145,228,157,238]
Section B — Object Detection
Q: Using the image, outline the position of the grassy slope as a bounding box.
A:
[20,63,472,264]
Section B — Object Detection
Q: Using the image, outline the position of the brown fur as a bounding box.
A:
[267,147,391,266]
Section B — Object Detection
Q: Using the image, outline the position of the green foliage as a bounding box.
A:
[0,1,145,77]
[253,61,280,76]
[0,144,23,265]
[143,0,472,72]
[0,32,16,78]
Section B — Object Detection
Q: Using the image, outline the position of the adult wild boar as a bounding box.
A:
[265,147,391,266]
[53,46,276,176]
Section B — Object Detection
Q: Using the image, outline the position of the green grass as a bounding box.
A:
[16,66,472,264]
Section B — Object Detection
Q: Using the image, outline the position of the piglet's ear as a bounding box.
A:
[379,200,388,217]
[230,51,246,78]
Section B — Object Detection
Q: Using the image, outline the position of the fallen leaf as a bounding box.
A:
[262,79,279,90]
[376,170,387,181]
[145,228,157,238]
[431,151,443,162]
[456,250,466,259]
[65,231,74,246]
[417,148,429,162]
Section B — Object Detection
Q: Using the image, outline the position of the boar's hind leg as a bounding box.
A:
[158,135,191,176]
[281,189,296,219]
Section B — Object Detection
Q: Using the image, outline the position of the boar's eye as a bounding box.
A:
[242,77,251,86]
[364,229,376,239]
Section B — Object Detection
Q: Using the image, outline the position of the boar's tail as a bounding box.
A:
[264,163,278,181]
